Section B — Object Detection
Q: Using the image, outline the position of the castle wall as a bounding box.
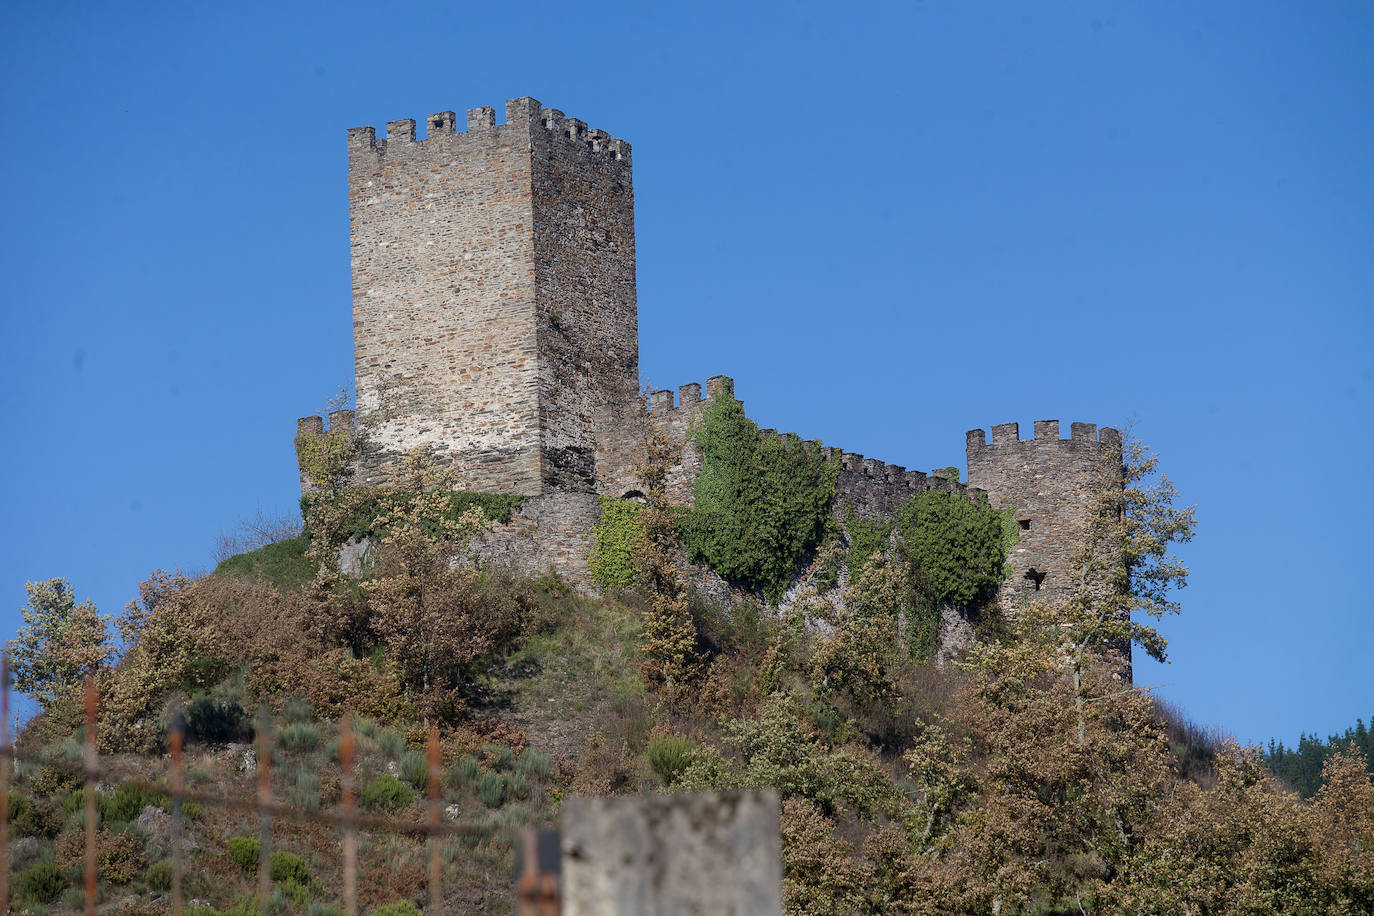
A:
[348,107,543,494]
[308,97,1129,669]
[525,102,639,492]
[966,420,1122,611]
[470,490,601,588]
[345,99,638,496]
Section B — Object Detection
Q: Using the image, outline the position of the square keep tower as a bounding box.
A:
[348,97,637,495]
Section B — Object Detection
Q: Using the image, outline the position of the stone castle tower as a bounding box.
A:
[299,97,1124,651]
[966,422,1123,613]
[347,98,638,495]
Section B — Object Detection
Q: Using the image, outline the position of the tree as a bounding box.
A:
[1019,435,1196,746]
[8,578,113,705]
[363,449,492,720]
[630,387,702,694]
[932,436,1195,911]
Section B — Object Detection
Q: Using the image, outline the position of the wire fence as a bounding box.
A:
[0,655,562,915]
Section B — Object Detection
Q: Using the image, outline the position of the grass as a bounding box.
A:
[648,734,697,785]
[485,597,646,758]
[215,536,315,593]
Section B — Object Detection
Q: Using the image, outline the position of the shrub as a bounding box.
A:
[896,489,1011,609]
[214,536,314,593]
[398,751,429,791]
[369,903,422,916]
[282,697,313,723]
[30,764,80,797]
[185,694,250,744]
[449,755,481,788]
[97,829,148,884]
[501,805,531,828]
[516,747,552,780]
[280,880,312,909]
[219,896,267,916]
[484,743,514,771]
[147,859,174,892]
[61,788,85,819]
[476,770,506,808]
[16,795,63,838]
[279,721,322,753]
[14,861,67,904]
[360,774,414,814]
[228,835,262,871]
[270,850,310,884]
[288,769,322,812]
[648,734,698,785]
[845,515,893,572]
[306,904,346,916]
[376,730,406,760]
[679,395,839,603]
[507,772,529,800]
[100,780,164,823]
[49,735,84,763]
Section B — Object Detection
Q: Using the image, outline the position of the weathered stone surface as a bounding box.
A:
[347,99,636,496]
[560,790,782,916]
[966,422,1122,611]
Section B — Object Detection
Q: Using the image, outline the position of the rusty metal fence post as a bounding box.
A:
[1,652,11,916]
[426,725,443,913]
[255,707,274,915]
[83,677,98,916]
[340,714,359,916]
[0,695,536,915]
[169,706,187,916]
[515,828,561,916]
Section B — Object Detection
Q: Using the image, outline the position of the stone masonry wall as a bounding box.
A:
[345,99,636,495]
[348,106,541,494]
[469,490,601,589]
[607,376,979,514]
[966,420,1122,613]
[525,101,638,493]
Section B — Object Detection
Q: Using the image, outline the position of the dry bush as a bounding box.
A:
[566,729,637,796]
[1153,696,1230,785]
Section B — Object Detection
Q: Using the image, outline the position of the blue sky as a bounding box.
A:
[1,1,1369,746]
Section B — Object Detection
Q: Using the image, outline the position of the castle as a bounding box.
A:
[296,97,1121,624]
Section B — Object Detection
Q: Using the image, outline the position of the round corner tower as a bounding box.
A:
[965,420,1123,612]
[346,97,639,496]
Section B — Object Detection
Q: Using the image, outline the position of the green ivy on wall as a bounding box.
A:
[294,426,359,496]
[301,489,527,544]
[896,489,1013,610]
[844,513,894,573]
[589,496,646,590]
[678,396,839,603]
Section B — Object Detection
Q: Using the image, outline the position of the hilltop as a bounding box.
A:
[5,426,1372,915]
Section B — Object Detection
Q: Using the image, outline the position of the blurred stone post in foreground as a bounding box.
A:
[559,790,782,916]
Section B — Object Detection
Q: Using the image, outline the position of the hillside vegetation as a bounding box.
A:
[5,422,1372,915]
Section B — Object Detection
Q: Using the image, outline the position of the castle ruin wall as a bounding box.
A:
[966,420,1122,613]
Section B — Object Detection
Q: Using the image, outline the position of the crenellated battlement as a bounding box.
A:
[347,97,630,165]
[966,418,1124,616]
[295,409,357,439]
[646,375,732,420]
[966,420,1122,450]
[294,410,360,494]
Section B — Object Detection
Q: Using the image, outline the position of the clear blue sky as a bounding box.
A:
[1,1,1369,746]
